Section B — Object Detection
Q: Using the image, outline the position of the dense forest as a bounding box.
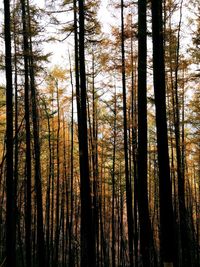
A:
[0,0,199,267]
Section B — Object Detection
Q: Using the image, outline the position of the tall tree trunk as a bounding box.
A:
[54,79,60,266]
[88,48,99,267]
[137,0,152,265]
[151,0,175,265]
[69,51,75,267]
[173,2,191,265]
[121,1,134,266]
[131,66,138,267]
[72,1,80,265]
[112,88,117,267]
[78,1,95,266]
[51,92,55,266]
[44,99,52,267]
[130,28,138,267]
[21,1,32,266]
[13,2,19,264]
[63,118,69,267]
[4,0,16,266]
[27,0,46,264]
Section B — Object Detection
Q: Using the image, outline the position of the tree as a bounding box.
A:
[78,1,96,266]
[111,87,117,267]
[151,0,175,266]
[26,0,46,265]
[21,0,32,266]
[4,0,16,266]
[121,1,134,266]
[137,0,152,266]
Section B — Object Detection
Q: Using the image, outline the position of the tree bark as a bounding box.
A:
[69,51,75,267]
[21,1,32,265]
[151,0,175,265]
[54,79,60,266]
[173,2,191,265]
[121,1,134,266]
[4,0,16,266]
[137,0,152,265]
[27,0,46,264]
[78,1,96,266]
[112,88,117,267]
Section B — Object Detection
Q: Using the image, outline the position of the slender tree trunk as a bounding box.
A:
[27,0,46,264]
[173,2,191,266]
[51,92,55,266]
[64,120,70,267]
[99,144,107,267]
[194,159,200,266]
[69,51,75,267]
[130,38,138,267]
[54,79,60,266]
[21,1,32,266]
[92,51,99,267]
[44,100,52,267]
[121,1,134,266]
[167,16,180,265]
[78,1,95,266]
[112,88,117,267]
[13,3,19,265]
[4,0,16,266]
[73,1,81,266]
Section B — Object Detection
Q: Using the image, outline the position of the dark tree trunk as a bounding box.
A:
[69,51,75,267]
[27,0,46,264]
[92,51,99,267]
[21,1,32,266]
[121,1,134,266]
[51,94,55,266]
[173,2,191,265]
[29,52,46,267]
[137,0,152,266]
[112,88,117,267]
[151,0,175,265]
[43,99,52,267]
[4,0,16,266]
[13,7,19,266]
[130,40,138,267]
[72,2,80,267]
[54,79,60,266]
[78,1,96,266]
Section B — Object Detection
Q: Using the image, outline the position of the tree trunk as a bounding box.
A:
[4,0,16,266]
[173,2,191,265]
[21,1,32,266]
[54,79,60,266]
[151,0,175,265]
[121,1,134,266]
[69,51,75,267]
[78,1,96,266]
[137,0,152,265]
[43,99,52,267]
[27,0,46,264]
[112,88,117,267]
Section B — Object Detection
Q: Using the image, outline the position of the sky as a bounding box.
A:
[34,0,114,68]
[0,0,197,72]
